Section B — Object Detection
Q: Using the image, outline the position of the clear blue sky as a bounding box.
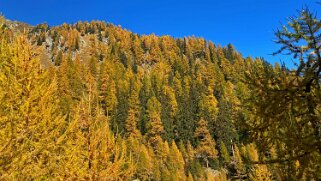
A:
[0,0,319,67]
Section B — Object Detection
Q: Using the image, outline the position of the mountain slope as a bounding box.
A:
[0,17,281,180]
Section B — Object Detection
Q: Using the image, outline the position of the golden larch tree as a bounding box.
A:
[194,118,218,168]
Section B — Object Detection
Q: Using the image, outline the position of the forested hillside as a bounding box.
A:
[0,7,320,180]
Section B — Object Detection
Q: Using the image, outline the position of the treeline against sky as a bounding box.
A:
[1,15,319,180]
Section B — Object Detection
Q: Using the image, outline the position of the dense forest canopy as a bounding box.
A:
[0,6,320,180]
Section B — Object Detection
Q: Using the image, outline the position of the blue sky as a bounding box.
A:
[0,0,319,67]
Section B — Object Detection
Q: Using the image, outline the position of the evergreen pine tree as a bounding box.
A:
[220,141,231,167]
